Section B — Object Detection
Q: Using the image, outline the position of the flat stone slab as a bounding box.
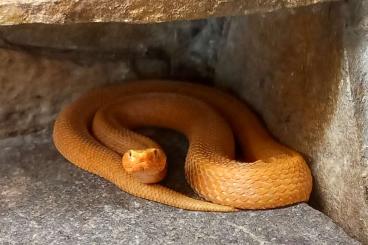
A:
[0,0,336,25]
[0,129,359,244]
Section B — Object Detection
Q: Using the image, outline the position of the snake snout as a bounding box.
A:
[122,148,167,184]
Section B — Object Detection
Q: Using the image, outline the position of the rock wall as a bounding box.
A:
[0,19,223,137]
[215,1,367,243]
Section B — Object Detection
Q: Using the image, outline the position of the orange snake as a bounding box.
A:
[53,80,312,211]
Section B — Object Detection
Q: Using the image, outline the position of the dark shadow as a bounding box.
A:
[0,19,225,82]
[136,127,199,198]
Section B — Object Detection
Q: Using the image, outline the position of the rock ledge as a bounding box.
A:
[1,0,336,25]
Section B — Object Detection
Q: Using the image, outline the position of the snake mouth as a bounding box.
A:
[122,148,167,184]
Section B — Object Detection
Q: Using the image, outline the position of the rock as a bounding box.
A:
[215,1,368,243]
[0,19,222,137]
[0,48,136,137]
[0,0,336,25]
[0,21,208,52]
[0,129,358,244]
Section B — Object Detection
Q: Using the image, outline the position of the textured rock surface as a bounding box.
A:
[215,1,368,243]
[0,48,135,137]
[0,19,222,137]
[0,129,359,244]
[0,20,223,61]
[0,0,336,25]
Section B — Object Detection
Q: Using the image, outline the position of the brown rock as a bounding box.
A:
[0,0,336,25]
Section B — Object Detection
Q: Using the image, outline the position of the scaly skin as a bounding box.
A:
[53,80,312,211]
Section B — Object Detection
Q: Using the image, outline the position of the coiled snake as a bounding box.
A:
[53,80,312,211]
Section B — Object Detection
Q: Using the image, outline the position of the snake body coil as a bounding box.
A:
[53,80,312,211]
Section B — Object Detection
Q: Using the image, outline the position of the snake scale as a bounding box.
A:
[53,80,312,211]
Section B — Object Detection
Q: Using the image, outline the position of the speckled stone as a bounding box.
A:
[0,129,358,244]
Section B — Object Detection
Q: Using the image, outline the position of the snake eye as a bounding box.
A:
[128,151,132,158]
[153,149,158,157]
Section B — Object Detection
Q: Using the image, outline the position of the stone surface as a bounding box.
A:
[0,19,222,137]
[0,18,224,80]
[0,129,359,244]
[0,48,135,137]
[0,19,223,59]
[343,0,368,230]
[215,1,368,243]
[0,0,336,25]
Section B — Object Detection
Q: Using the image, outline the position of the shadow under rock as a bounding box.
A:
[136,127,198,198]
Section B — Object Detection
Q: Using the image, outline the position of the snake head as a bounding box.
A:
[122,148,167,184]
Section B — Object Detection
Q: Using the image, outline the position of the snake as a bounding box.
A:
[53,80,312,212]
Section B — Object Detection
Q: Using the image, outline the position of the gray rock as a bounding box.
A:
[0,48,136,137]
[0,129,358,244]
[0,19,223,137]
[215,1,368,242]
